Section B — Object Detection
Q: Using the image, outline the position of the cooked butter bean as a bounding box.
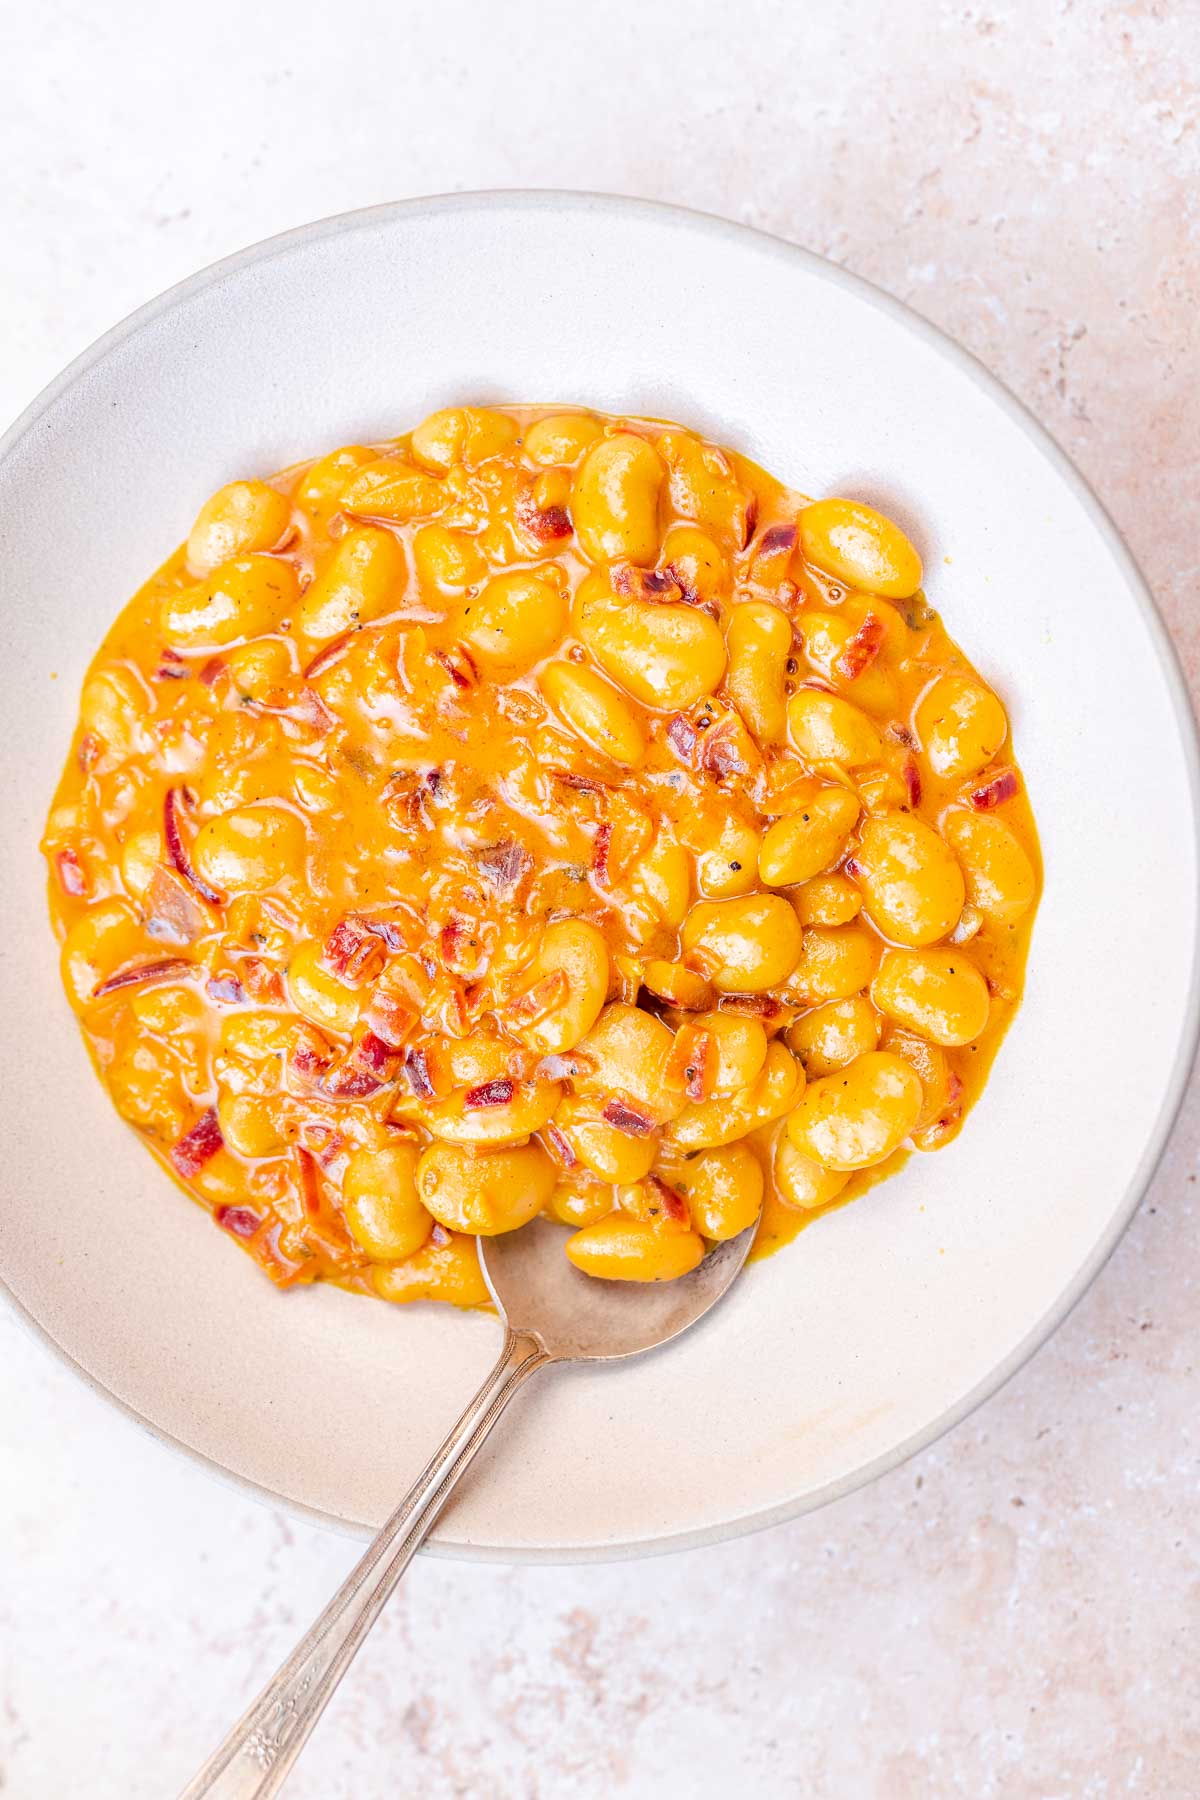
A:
[371,1232,489,1307]
[941,809,1036,927]
[916,674,1008,779]
[682,894,804,993]
[800,608,899,715]
[423,1080,563,1146]
[540,660,646,767]
[679,1143,763,1239]
[691,1010,769,1094]
[285,939,360,1034]
[163,555,298,650]
[759,788,860,887]
[880,1025,954,1133]
[459,572,568,675]
[297,526,405,642]
[217,1091,291,1160]
[523,412,604,466]
[657,430,750,548]
[787,689,883,768]
[186,481,292,577]
[787,995,880,1076]
[725,602,792,745]
[852,814,964,947]
[410,407,519,471]
[871,947,990,1047]
[787,925,880,1004]
[565,1213,705,1282]
[697,809,762,899]
[774,1136,851,1211]
[571,433,665,565]
[575,582,726,709]
[550,1095,659,1183]
[416,1140,555,1235]
[192,804,306,897]
[798,498,922,598]
[786,1049,923,1170]
[661,524,730,606]
[794,873,862,926]
[509,918,609,1056]
[413,524,488,593]
[342,1142,432,1259]
[573,1003,684,1123]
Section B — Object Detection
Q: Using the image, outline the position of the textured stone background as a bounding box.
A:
[2,2,1198,1795]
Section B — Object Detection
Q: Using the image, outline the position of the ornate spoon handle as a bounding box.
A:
[180,1329,550,1799]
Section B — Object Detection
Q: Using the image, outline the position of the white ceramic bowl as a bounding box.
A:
[2,193,1196,1560]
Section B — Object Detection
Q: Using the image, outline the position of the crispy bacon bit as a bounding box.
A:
[429,1222,451,1248]
[323,1064,384,1100]
[464,1077,516,1109]
[296,1146,322,1215]
[77,732,101,771]
[718,993,786,1023]
[206,975,246,1004]
[240,956,284,1002]
[601,1097,656,1137]
[591,822,613,883]
[365,990,417,1049]
[842,858,863,881]
[646,1172,689,1224]
[947,1071,964,1104]
[164,787,223,906]
[155,662,189,680]
[55,848,87,897]
[298,1123,344,1168]
[544,1123,578,1170]
[836,613,887,680]
[665,1025,716,1102]
[611,564,682,603]
[170,1107,223,1177]
[507,970,569,1026]
[698,716,754,780]
[475,839,533,898]
[322,915,385,983]
[92,957,192,998]
[886,722,916,748]
[355,1030,398,1078]
[303,630,355,681]
[516,490,572,543]
[901,757,922,809]
[293,685,335,735]
[553,769,611,795]
[759,523,797,555]
[291,1035,334,1080]
[214,1204,261,1240]
[742,493,759,548]
[969,767,1020,810]
[666,714,698,760]
[404,1046,437,1100]
[433,645,479,690]
[198,656,225,687]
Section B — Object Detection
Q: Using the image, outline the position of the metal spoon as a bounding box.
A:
[181,1214,756,1798]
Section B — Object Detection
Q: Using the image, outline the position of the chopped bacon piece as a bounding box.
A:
[601,1097,656,1137]
[611,564,682,603]
[164,787,223,906]
[842,858,862,881]
[969,767,1020,810]
[475,839,533,898]
[591,822,613,883]
[323,1064,384,1100]
[553,769,611,796]
[646,1172,689,1224]
[214,1204,261,1240]
[365,990,417,1049]
[322,915,385,983]
[92,957,192,998]
[170,1107,223,1177]
[290,1034,334,1081]
[718,994,787,1024]
[296,1146,322,1215]
[749,520,798,588]
[698,716,755,780]
[206,975,246,1004]
[433,645,479,690]
[544,1123,578,1170]
[303,630,356,680]
[429,1222,451,1248]
[742,493,759,548]
[666,714,698,760]
[355,1030,398,1078]
[836,614,887,680]
[55,848,87,897]
[198,656,225,687]
[293,686,335,735]
[77,732,101,771]
[404,1046,437,1100]
[665,1025,716,1102]
[901,757,922,809]
[240,957,284,1002]
[516,490,572,543]
[145,865,206,944]
[464,1077,515,1109]
[154,662,189,681]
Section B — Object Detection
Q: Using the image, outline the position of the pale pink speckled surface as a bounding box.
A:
[3,4,1199,1796]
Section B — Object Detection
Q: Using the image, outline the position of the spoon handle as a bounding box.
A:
[179,1327,551,1799]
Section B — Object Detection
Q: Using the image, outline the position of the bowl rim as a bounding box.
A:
[3,188,1199,1563]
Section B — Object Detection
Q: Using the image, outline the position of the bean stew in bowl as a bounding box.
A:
[43,403,1040,1307]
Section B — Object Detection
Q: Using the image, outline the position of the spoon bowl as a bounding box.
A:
[480,1216,757,1362]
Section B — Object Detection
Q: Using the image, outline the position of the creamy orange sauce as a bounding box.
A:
[43,405,1039,1304]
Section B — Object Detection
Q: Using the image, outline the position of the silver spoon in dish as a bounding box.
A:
[180,1213,756,1799]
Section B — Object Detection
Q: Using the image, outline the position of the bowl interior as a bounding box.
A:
[1,194,1196,1558]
